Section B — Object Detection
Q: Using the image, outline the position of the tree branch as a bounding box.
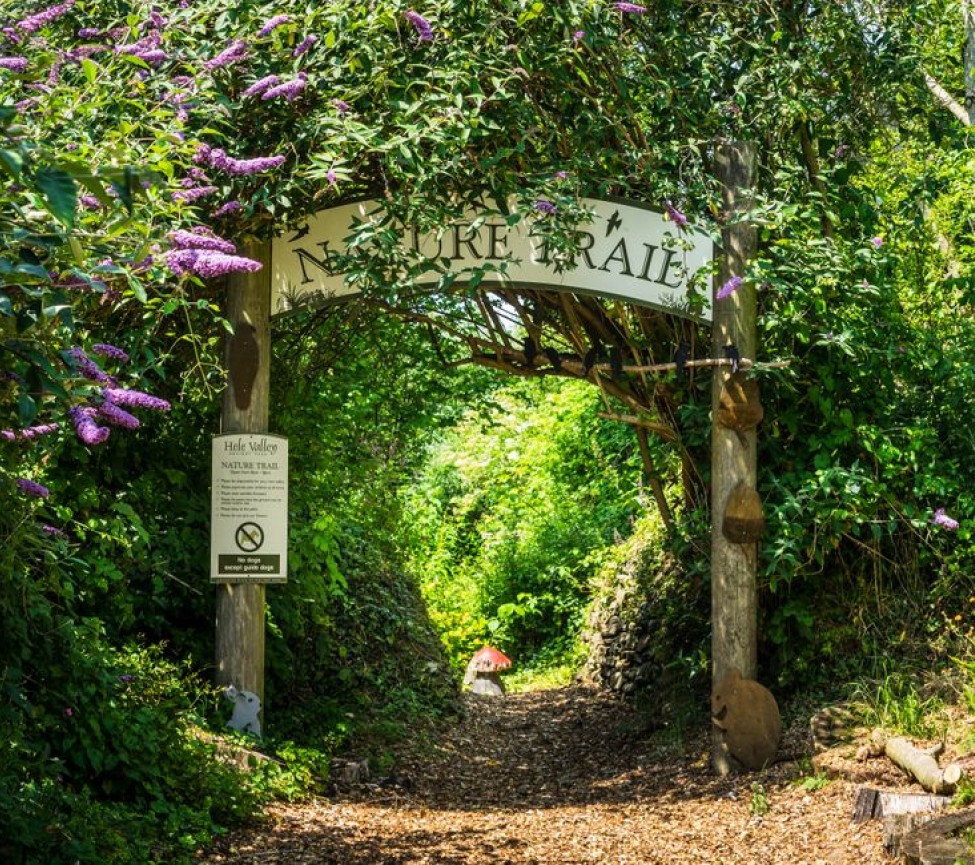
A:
[923,71,970,125]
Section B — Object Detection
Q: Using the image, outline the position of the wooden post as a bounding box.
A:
[215,241,271,717]
[711,141,758,775]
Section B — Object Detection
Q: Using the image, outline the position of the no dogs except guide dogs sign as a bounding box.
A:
[210,434,288,583]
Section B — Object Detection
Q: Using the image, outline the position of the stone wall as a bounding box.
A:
[578,515,707,700]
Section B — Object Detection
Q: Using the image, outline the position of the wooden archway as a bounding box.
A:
[214,142,759,775]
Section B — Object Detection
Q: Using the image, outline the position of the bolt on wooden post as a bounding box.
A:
[710,141,759,775]
[214,240,271,719]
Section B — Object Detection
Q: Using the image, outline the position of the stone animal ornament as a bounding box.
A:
[711,668,781,770]
[225,685,261,736]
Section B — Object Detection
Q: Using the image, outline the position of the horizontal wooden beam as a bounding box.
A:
[596,412,678,441]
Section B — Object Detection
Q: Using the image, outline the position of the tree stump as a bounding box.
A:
[900,808,975,864]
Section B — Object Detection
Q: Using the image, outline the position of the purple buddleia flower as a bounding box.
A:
[17,1,75,33]
[21,423,60,440]
[257,14,289,37]
[98,400,140,429]
[212,200,242,217]
[404,10,434,41]
[79,193,101,209]
[172,185,218,202]
[1,430,17,441]
[204,39,249,70]
[148,10,166,28]
[242,73,279,98]
[326,168,337,187]
[293,34,317,57]
[101,388,171,412]
[614,2,646,12]
[871,236,883,249]
[0,57,28,72]
[573,30,585,41]
[933,508,960,530]
[67,348,114,384]
[135,49,168,66]
[203,148,286,176]
[42,524,68,539]
[68,405,111,447]
[91,343,129,363]
[665,201,688,228]
[14,98,37,112]
[534,200,557,215]
[115,32,160,55]
[77,27,100,38]
[66,44,104,61]
[164,249,263,278]
[261,73,307,101]
[716,275,743,300]
[16,478,49,498]
[333,99,350,113]
[169,228,236,253]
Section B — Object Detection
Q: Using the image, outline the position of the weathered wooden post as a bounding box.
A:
[214,240,271,715]
[711,141,759,775]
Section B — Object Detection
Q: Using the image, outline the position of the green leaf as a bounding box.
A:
[68,236,85,265]
[126,274,148,303]
[0,148,24,179]
[34,167,77,227]
[17,393,36,426]
[81,57,98,84]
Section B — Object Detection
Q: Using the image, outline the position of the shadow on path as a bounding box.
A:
[199,686,885,865]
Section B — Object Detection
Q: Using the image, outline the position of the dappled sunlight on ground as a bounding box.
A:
[200,687,885,864]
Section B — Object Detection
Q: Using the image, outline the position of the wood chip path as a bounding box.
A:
[199,686,885,864]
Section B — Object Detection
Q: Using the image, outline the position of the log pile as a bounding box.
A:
[843,728,968,860]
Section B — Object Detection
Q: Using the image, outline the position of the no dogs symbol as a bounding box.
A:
[235,522,265,552]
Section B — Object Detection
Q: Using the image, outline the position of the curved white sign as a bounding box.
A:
[271,198,714,322]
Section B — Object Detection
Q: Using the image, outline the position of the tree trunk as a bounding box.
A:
[965,0,975,123]
[710,141,759,775]
[215,241,271,722]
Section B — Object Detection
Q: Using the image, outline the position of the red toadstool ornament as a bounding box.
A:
[463,646,512,696]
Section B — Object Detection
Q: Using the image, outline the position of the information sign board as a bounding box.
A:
[210,434,288,583]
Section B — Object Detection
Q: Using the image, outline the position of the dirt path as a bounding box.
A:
[200,686,885,864]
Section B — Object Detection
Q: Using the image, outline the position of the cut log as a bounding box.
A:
[885,736,964,794]
[853,786,953,823]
